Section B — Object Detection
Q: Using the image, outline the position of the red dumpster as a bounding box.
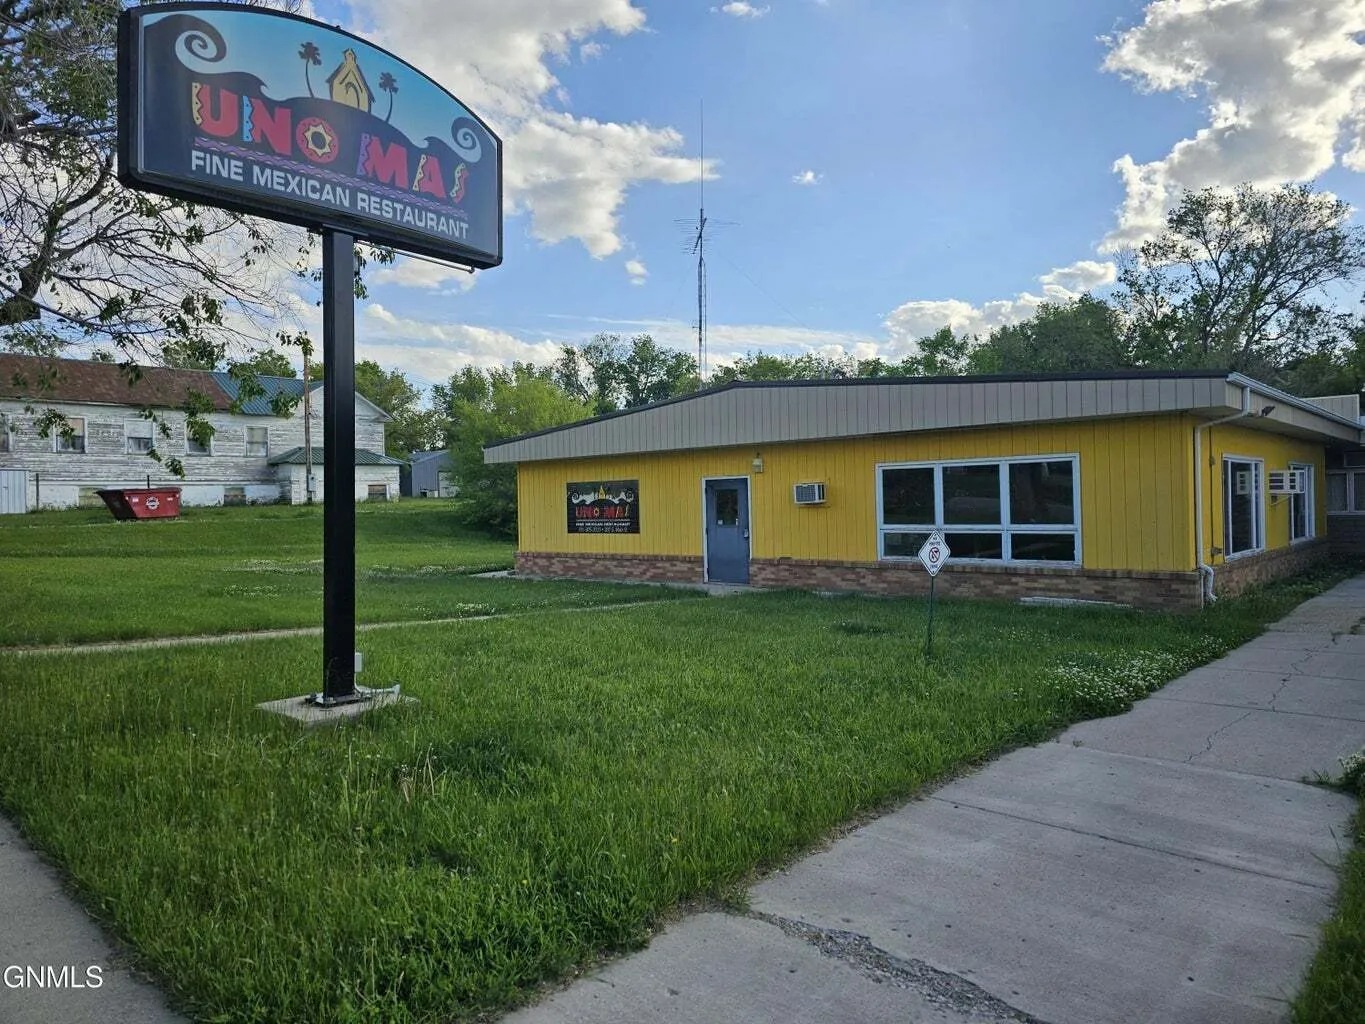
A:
[96,487,182,520]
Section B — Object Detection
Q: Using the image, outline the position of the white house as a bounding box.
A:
[0,353,403,512]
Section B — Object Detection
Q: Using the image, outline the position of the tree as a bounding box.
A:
[910,326,971,376]
[0,0,299,358]
[618,334,698,406]
[434,364,589,536]
[354,360,443,459]
[1277,315,1365,398]
[1118,183,1365,375]
[553,333,697,412]
[0,1,389,469]
[710,350,859,383]
[241,347,297,379]
[967,296,1130,375]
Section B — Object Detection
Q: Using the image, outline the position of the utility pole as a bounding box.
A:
[302,342,315,505]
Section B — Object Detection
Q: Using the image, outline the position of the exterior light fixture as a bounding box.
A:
[752,453,764,473]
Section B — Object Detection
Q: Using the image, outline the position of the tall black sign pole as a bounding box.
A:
[318,228,359,704]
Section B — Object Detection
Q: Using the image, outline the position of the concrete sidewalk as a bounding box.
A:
[0,815,183,1024]
[508,576,1365,1024]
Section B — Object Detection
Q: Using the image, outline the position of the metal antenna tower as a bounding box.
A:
[692,103,708,380]
[675,103,734,381]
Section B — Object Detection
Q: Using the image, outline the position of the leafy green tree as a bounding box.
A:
[354,360,443,459]
[553,334,625,414]
[1118,183,1365,375]
[0,0,343,468]
[1277,316,1365,398]
[434,364,589,536]
[618,334,698,406]
[0,0,304,357]
[241,347,298,379]
[968,296,1130,374]
[554,333,697,412]
[710,350,859,383]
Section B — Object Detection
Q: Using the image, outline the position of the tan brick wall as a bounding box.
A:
[750,558,1202,611]
[515,545,1331,610]
[1213,539,1331,598]
[516,551,704,584]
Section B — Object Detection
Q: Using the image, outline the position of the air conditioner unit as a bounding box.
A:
[1267,469,1306,495]
[793,482,826,505]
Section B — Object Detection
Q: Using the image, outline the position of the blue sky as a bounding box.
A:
[270,0,1365,393]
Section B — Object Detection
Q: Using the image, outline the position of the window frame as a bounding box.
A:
[0,415,11,454]
[876,453,1082,566]
[125,419,154,455]
[54,416,86,454]
[185,428,213,457]
[245,425,269,458]
[1289,461,1314,542]
[1328,469,1365,515]
[1222,454,1265,558]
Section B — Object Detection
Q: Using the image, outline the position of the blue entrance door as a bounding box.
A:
[704,478,750,583]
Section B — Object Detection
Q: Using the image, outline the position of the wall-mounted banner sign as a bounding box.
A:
[118,3,502,267]
[567,481,639,535]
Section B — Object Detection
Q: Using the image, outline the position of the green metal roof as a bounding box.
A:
[210,372,317,416]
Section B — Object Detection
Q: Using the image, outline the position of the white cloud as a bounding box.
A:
[882,259,1116,351]
[1100,0,1365,252]
[791,169,823,186]
[1037,260,1117,294]
[714,2,771,18]
[625,259,648,285]
[579,41,605,60]
[361,304,565,383]
[347,1,704,259]
[505,112,710,257]
[369,257,479,292]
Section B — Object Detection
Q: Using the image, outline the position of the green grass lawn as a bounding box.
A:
[0,567,1352,1024]
[0,502,685,645]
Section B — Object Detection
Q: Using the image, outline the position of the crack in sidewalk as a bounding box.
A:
[1266,647,1325,711]
[1186,709,1256,764]
[746,909,1053,1024]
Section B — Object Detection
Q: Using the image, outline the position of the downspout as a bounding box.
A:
[1193,383,1253,605]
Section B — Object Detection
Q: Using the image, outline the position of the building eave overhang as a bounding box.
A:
[484,371,1363,465]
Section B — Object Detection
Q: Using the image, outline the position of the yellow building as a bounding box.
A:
[486,372,1364,609]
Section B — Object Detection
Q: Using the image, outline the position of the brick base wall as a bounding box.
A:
[1213,539,1332,599]
[515,543,1333,610]
[1328,514,1365,554]
[750,558,1202,611]
[516,551,704,584]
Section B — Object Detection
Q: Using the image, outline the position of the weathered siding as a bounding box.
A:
[517,415,1197,572]
[277,464,400,504]
[0,397,386,509]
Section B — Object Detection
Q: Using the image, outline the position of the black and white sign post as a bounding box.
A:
[117,4,503,709]
[918,530,950,657]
